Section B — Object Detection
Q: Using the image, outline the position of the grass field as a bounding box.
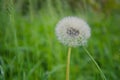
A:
[0,0,120,80]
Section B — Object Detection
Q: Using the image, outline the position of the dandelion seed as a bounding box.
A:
[56,16,91,47]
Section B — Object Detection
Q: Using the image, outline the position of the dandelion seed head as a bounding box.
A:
[55,16,91,47]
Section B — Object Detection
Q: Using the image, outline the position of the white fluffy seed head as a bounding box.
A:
[55,16,91,47]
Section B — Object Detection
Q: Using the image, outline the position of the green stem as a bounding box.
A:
[83,47,107,80]
[66,47,71,80]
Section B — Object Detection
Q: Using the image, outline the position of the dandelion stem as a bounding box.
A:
[66,47,71,80]
[83,47,107,80]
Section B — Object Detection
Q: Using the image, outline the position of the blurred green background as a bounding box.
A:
[0,0,120,80]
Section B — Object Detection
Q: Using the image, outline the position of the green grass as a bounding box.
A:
[0,0,120,80]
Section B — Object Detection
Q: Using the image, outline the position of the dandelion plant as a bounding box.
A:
[55,16,106,80]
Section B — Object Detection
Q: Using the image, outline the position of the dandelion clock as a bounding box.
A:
[56,17,90,47]
[55,16,106,80]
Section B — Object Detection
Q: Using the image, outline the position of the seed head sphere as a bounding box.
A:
[55,16,91,47]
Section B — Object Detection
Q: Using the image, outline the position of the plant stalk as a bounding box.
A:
[66,47,71,80]
[83,47,107,80]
